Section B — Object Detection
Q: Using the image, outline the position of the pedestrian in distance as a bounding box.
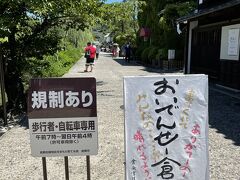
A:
[84,42,96,72]
[116,45,120,57]
[125,42,131,63]
[112,45,116,58]
[92,42,96,49]
[121,45,126,59]
[96,45,100,60]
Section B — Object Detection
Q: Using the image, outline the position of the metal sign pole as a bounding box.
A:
[64,156,69,180]
[42,157,48,180]
[86,155,91,180]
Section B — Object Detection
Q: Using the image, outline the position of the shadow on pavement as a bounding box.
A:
[0,113,29,137]
[113,58,183,74]
[209,87,240,146]
[18,115,29,129]
[113,58,142,66]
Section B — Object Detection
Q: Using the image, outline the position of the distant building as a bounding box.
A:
[104,33,113,43]
[177,0,240,90]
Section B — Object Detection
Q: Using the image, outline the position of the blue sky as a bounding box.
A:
[105,0,122,4]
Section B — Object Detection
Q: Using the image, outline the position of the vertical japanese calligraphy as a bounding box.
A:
[179,89,195,129]
[136,93,161,163]
[181,123,201,177]
[133,130,152,179]
[151,78,180,179]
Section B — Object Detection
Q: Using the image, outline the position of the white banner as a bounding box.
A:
[124,74,209,180]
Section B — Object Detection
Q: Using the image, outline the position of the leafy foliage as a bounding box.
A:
[137,0,196,63]
[0,0,103,111]
[148,47,159,61]
[98,0,145,46]
[155,48,168,60]
[141,46,152,63]
[23,29,93,88]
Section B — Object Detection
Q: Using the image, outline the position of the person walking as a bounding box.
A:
[84,42,96,72]
[116,46,120,57]
[96,45,100,60]
[112,45,116,58]
[121,45,126,59]
[125,42,131,63]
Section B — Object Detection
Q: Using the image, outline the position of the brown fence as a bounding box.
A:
[162,60,184,70]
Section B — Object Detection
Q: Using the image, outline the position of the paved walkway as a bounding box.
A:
[0,52,239,180]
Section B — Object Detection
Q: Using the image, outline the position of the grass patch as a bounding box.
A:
[41,47,83,77]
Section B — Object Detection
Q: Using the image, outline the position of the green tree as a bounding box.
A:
[98,0,145,46]
[0,0,103,112]
[137,0,195,61]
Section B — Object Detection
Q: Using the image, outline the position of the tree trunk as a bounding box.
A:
[4,28,26,113]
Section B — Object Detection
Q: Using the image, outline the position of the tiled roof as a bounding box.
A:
[177,0,240,23]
